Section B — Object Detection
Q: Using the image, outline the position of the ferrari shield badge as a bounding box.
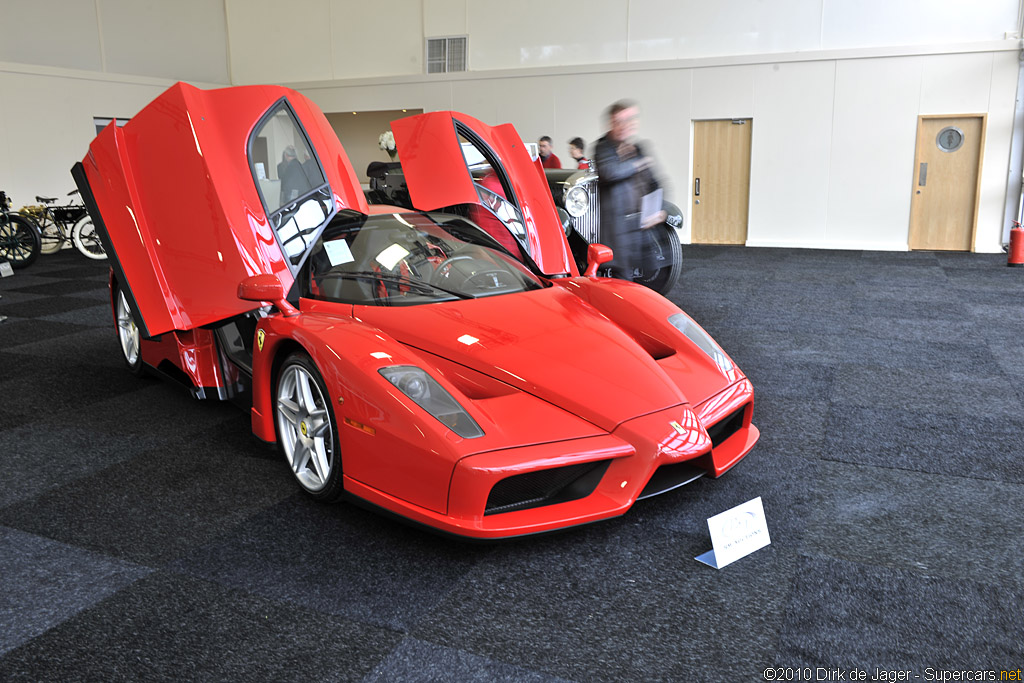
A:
[257,329,265,352]
[670,420,685,435]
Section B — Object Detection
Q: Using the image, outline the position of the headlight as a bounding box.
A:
[667,313,734,373]
[564,184,590,218]
[379,366,484,438]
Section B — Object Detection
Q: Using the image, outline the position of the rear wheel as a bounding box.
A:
[275,352,343,501]
[0,214,41,268]
[114,286,144,375]
[634,223,683,295]
[72,217,107,260]
[36,216,63,255]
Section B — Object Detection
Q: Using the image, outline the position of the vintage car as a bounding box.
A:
[367,161,684,295]
[72,82,758,539]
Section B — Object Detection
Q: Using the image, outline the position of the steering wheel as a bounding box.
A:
[463,269,518,292]
[430,255,476,285]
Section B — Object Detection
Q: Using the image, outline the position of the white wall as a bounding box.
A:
[0,0,230,84]
[0,0,231,206]
[0,64,225,209]
[225,0,1020,80]
[0,0,1019,253]
[296,45,1019,253]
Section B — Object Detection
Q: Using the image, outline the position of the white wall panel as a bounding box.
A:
[0,70,169,208]
[550,72,629,164]
[0,0,103,72]
[305,82,451,117]
[227,0,333,84]
[825,58,922,250]
[748,61,836,247]
[100,0,230,84]
[331,0,423,79]
[919,51,995,114]
[692,66,755,121]
[424,0,467,36]
[977,51,1019,251]
[628,0,823,62]
[821,0,1019,50]
[467,0,628,71]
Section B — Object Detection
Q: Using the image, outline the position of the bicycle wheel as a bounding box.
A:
[72,216,107,260]
[0,213,42,268]
[37,215,63,254]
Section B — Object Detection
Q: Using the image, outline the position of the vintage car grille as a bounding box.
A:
[484,459,611,515]
[571,177,601,244]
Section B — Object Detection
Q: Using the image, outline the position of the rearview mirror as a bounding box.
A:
[584,244,613,278]
[237,274,298,316]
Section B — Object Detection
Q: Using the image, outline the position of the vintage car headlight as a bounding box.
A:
[667,313,734,373]
[379,365,484,438]
[564,184,590,218]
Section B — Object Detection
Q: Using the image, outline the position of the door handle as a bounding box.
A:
[918,163,927,187]
[694,177,701,196]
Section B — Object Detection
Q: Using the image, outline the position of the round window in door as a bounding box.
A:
[936,126,964,153]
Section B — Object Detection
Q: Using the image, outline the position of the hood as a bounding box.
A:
[352,286,686,432]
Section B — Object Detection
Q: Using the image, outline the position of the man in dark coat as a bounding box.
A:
[595,101,665,281]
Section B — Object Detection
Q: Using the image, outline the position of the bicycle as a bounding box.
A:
[0,190,42,269]
[32,190,107,260]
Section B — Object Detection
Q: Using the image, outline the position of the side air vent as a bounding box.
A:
[485,460,611,516]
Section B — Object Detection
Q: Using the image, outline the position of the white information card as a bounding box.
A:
[0,261,13,278]
[695,496,771,569]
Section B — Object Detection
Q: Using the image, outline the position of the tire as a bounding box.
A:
[634,223,683,295]
[275,352,343,502]
[36,216,63,255]
[72,217,107,260]
[0,214,42,269]
[113,285,145,376]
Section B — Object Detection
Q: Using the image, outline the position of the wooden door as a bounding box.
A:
[909,115,985,251]
[692,119,752,244]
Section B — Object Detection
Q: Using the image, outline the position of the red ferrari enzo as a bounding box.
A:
[72,83,758,539]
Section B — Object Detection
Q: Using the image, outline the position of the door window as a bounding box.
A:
[456,127,532,261]
[249,101,333,268]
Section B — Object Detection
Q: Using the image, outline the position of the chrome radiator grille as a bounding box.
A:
[572,178,601,244]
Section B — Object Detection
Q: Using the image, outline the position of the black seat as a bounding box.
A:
[36,196,57,204]
[366,161,402,179]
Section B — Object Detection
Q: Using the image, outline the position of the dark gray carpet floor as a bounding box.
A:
[1,247,1022,682]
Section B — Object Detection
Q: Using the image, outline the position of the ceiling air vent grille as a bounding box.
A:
[426,36,467,74]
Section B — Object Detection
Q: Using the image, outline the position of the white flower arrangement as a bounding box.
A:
[378,131,396,153]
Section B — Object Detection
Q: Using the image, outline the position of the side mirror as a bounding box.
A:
[583,244,613,278]
[237,274,298,316]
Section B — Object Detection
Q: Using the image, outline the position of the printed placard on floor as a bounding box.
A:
[695,496,771,569]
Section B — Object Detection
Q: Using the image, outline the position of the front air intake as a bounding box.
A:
[706,405,747,448]
[484,460,611,516]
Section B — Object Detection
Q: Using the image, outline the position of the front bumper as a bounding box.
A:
[342,379,758,539]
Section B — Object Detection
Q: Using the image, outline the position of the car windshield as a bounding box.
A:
[306,210,546,306]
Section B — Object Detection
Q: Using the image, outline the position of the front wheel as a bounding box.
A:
[0,214,41,268]
[72,217,107,260]
[634,223,683,295]
[275,352,343,502]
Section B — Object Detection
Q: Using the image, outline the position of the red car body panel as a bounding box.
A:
[391,111,576,277]
[80,83,366,337]
[76,82,758,540]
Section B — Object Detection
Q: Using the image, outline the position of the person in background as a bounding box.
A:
[538,136,561,169]
[277,145,304,206]
[594,100,665,282]
[568,137,590,169]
